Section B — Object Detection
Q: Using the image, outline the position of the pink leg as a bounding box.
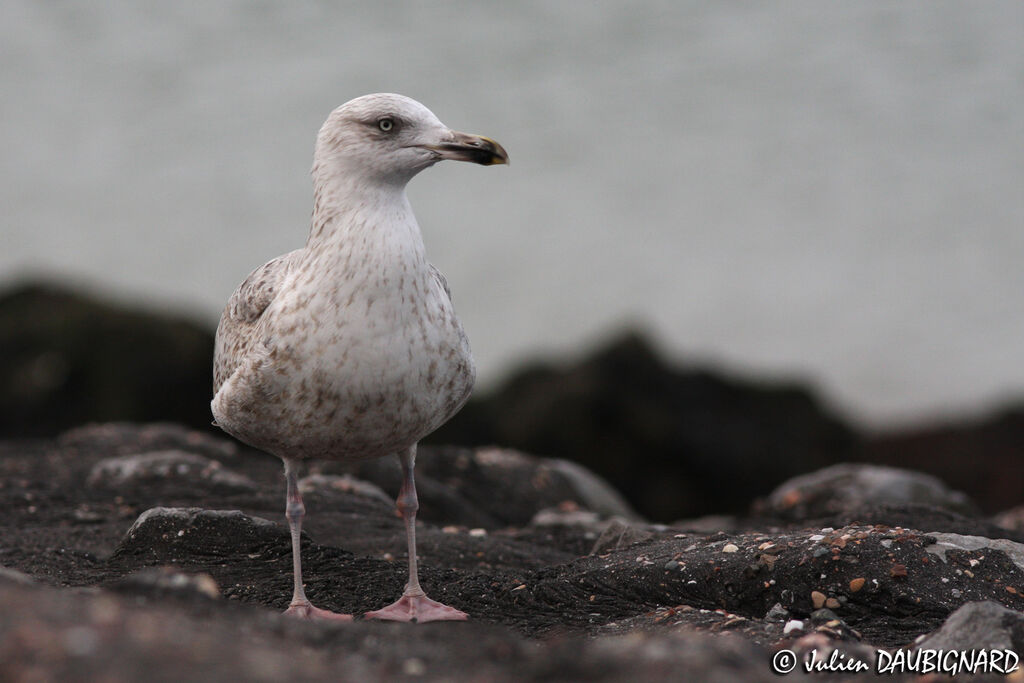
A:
[281,458,352,622]
[365,446,467,622]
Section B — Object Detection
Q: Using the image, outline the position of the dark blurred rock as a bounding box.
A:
[864,405,1024,515]
[429,332,859,521]
[0,567,34,585]
[109,566,221,602]
[530,505,603,531]
[0,282,215,437]
[750,463,1024,541]
[327,446,638,529]
[994,506,1024,533]
[58,422,237,460]
[759,463,978,521]
[88,451,256,492]
[0,579,788,683]
[545,458,640,520]
[297,474,394,507]
[915,601,1024,653]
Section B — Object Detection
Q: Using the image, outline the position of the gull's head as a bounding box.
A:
[314,93,508,188]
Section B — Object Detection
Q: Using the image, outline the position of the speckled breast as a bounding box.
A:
[246,284,475,461]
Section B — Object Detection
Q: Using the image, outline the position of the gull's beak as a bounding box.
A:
[425,131,509,166]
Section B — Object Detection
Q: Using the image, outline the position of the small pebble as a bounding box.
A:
[764,603,789,622]
[783,619,805,635]
[811,591,826,609]
[722,543,739,553]
[403,658,426,676]
[849,577,866,592]
[825,598,840,609]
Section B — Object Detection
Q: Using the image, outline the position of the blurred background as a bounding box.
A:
[2,2,1022,520]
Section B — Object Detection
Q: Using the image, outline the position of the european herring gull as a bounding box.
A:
[211,93,508,622]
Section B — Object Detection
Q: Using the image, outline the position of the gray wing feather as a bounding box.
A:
[228,250,300,323]
[213,249,301,393]
[429,263,453,303]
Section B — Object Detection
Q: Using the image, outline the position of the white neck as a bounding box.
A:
[305,169,429,284]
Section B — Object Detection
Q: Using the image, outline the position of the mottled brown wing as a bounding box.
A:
[212,249,301,394]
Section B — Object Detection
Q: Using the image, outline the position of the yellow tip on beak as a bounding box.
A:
[474,135,509,166]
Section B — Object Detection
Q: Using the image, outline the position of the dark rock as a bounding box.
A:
[589,518,656,555]
[60,422,238,461]
[995,506,1024,532]
[428,331,858,521]
[915,600,1024,652]
[764,603,789,622]
[297,474,393,507]
[864,404,1024,514]
[0,283,216,437]
[50,422,282,501]
[808,503,1024,543]
[924,533,1024,573]
[112,507,292,562]
[545,458,640,520]
[0,567,34,585]
[759,463,979,521]
[337,446,631,529]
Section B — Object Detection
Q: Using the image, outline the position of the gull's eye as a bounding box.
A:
[378,118,395,132]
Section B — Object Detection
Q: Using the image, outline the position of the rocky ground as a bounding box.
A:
[2,422,1023,682]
